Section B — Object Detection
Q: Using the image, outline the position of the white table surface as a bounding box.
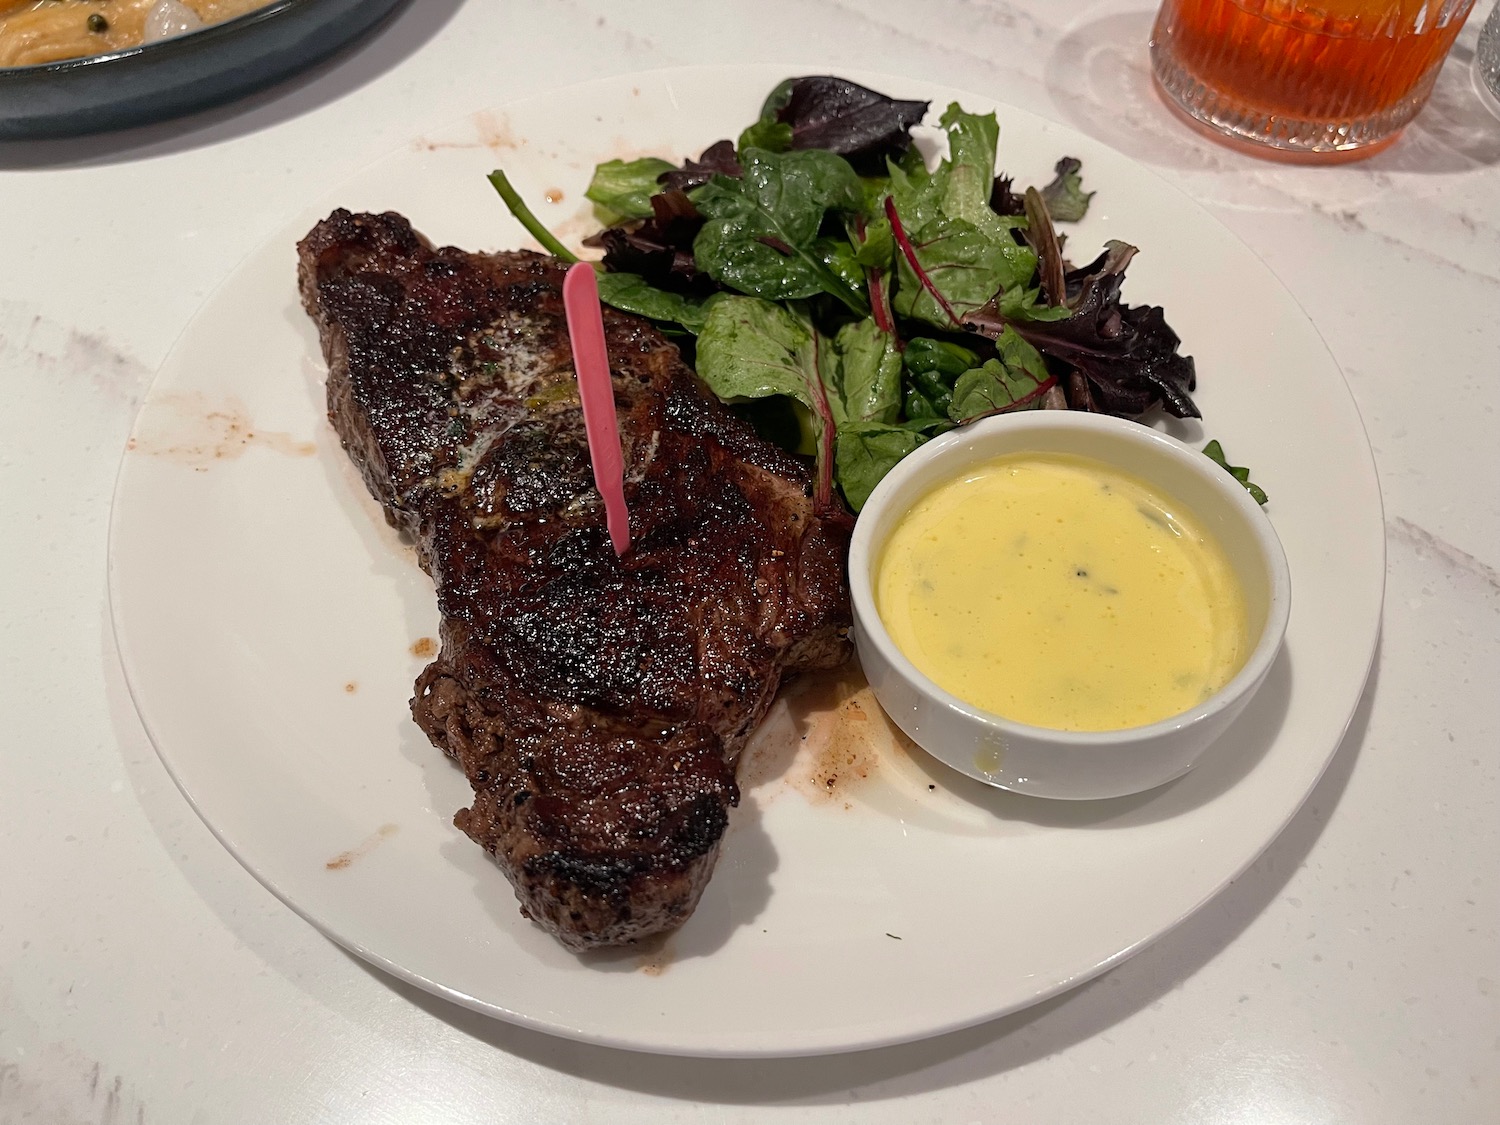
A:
[2,2,1497,1122]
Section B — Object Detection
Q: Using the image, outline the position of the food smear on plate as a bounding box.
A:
[875,452,1249,731]
[0,0,267,67]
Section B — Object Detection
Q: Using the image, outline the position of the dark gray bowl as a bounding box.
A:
[0,0,408,139]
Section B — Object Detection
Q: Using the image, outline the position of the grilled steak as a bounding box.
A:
[297,210,851,950]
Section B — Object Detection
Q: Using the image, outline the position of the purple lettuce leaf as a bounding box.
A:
[764,76,929,175]
[587,188,716,295]
[965,239,1200,419]
[658,140,744,193]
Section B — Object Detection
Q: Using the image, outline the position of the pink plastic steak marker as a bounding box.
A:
[562,261,631,557]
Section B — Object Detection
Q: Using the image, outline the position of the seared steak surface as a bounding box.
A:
[297,210,851,949]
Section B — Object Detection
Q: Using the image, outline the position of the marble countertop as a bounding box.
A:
[1,2,1496,1121]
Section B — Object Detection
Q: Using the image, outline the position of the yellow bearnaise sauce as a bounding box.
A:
[875,451,1249,732]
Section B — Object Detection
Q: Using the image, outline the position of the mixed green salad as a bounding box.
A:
[491,76,1263,511]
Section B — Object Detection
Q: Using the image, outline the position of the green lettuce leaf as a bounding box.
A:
[1203,439,1269,505]
[584,157,676,225]
[738,118,794,156]
[691,148,867,312]
[885,154,944,233]
[827,318,902,427]
[1038,157,1095,223]
[998,284,1074,322]
[696,295,818,400]
[936,104,1020,243]
[835,418,951,511]
[853,214,894,269]
[900,337,974,419]
[814,236,868,304]
[594,271,712,333]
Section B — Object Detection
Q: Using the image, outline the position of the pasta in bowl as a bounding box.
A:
[0,0,272,66]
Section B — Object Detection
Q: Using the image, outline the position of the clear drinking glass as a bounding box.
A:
[1475,1,1500,116]
[1151,0,1479,162]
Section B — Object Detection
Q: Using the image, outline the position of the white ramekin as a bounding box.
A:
[849,411,1291,801]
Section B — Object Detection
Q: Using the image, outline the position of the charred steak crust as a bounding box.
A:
[297,210,851,950]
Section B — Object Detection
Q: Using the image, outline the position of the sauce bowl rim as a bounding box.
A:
[847,411,1292,750]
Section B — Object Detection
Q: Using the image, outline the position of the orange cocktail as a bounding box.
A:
[1151,0,1477,161]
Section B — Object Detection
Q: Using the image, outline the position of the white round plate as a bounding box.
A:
[108,65,1384,1057]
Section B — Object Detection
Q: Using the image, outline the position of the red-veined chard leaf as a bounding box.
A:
[947,327,1057,422]
[882,104,1038,331]
[850,213,896,333]
[696,298,905,510]
[695,296,839,510]
[887,207,1036,330]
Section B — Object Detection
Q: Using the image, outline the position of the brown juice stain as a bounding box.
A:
[548,210,607,258]
[634,933,674,976]
[343,681,358,694]
[808,689,879,799]
[739,662,922,806]
[740,669,1052,835]
[410,637,438,659]
[411,110,521,153]
[126,390,316,469]
[474,110,521,152]
[543,187,565,204]
[326,823,399,870]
